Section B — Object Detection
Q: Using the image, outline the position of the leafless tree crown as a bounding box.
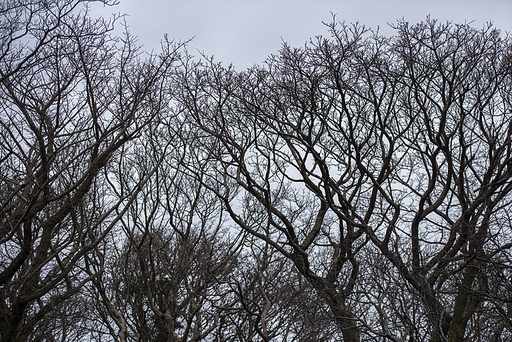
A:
[1,3,511,341]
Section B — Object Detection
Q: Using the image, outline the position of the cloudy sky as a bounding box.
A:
[92,0,512,69]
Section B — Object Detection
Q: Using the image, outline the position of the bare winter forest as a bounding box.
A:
[1,1,511,341]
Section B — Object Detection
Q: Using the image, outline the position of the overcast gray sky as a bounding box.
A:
[92,0,512,69]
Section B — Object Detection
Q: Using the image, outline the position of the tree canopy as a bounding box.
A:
[1,1,511,341]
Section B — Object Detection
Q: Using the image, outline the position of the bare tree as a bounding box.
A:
[178,19,512,341]
[224,238,305,341]
[0,1,182,341]
[370,19,512,341]
[86,112,245,342]
[178,52,367,341]
[3,3,511,340]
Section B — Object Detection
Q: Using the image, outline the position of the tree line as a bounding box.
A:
[1,1,511,341]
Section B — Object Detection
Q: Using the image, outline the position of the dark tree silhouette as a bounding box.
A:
[0,1,182,341]
[2,2,512,341]
[179,19,512,342]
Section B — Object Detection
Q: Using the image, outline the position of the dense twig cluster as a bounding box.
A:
[1,2,511,341]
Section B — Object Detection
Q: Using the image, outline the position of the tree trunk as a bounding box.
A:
[293,256,360,342]
[331,305,360,342]
[447,264,482,342]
